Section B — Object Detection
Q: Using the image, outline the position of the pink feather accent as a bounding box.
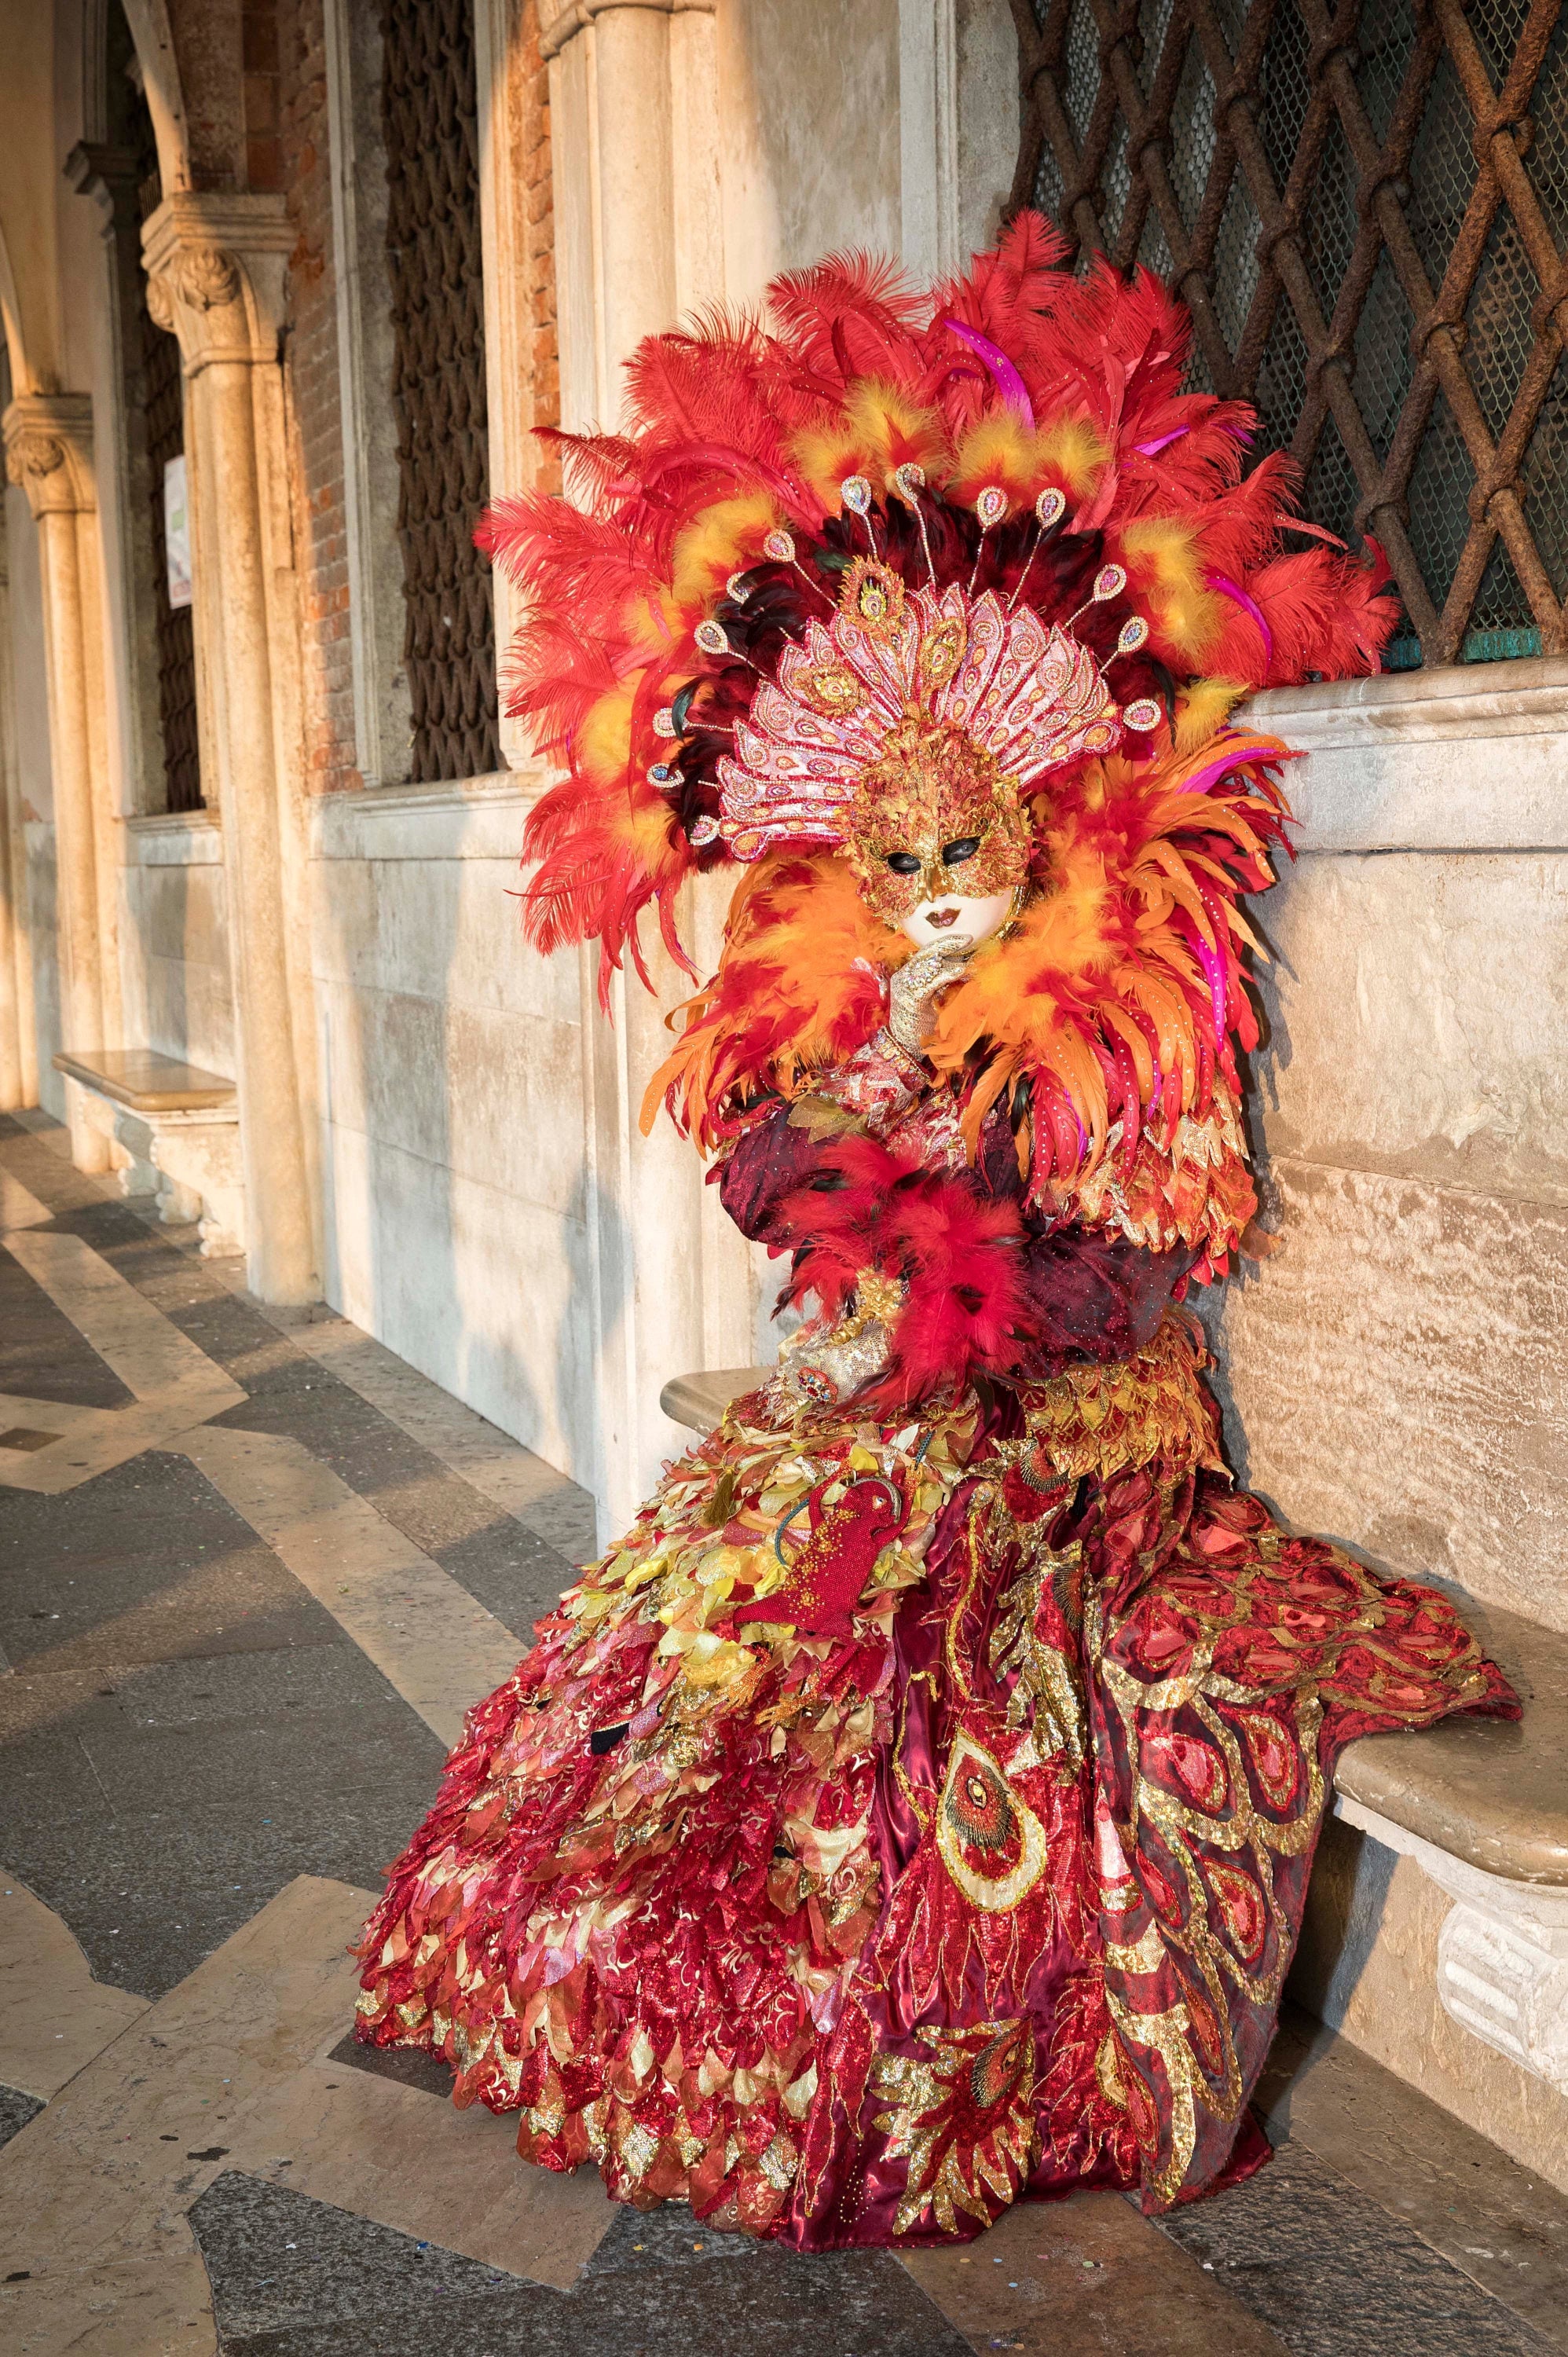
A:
[1134,427,1189,456]
[1192,931,1227,1050]
[1207,573,1273,665]
[941,318,1035,428]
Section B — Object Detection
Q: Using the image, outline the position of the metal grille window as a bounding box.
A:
[382,0,500,779]
[1010,0,1568,666]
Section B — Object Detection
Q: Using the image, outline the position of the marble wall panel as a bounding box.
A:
[319,1113,595,1490]
[1291,1816,1568,2197]
[1250,852,1568,1208]
[717,0,903,305]
[22,822,62,1116]
[120,862,235,1075]
[1201,1157,1568,1629]
[330,985,586,1222]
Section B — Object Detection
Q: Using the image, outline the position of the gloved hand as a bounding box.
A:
[885,937,973,1058]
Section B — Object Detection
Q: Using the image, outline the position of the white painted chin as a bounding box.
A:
[899,889,1015,951]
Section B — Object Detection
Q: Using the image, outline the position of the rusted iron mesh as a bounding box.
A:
[1011,0,1568,665]
[383,0,500,779]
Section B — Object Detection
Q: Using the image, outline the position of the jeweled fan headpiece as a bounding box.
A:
[710,542,1146,867]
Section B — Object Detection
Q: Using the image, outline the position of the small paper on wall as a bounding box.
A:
[163,454,192,610]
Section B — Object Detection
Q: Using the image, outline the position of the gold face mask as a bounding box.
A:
[844,717,1033,923]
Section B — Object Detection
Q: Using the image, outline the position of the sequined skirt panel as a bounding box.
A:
[354,1316,1515,2247]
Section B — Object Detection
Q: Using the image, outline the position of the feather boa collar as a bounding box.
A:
[647,725,1291,1190]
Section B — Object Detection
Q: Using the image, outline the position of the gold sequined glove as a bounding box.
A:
[884,937,973,1058]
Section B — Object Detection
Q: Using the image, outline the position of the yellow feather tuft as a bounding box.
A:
[841,382,950,488]
[949,413,1110,507]
[579,682,638,785]
[1121,517,1223,662]
[1035,413,1110,495]
[1174,676,1247,753]
[788,419,872,510]
[669,493,779,610]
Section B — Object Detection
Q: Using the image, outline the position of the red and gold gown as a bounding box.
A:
[355,1029,1514,2248]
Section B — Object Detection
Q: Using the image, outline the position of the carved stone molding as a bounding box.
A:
[2,395,96,518]
[1336,1793,1568,2098]
[167,243,242,313]
[141,194,293,375]
[539,0,714,62]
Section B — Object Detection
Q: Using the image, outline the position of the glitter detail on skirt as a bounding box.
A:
[354,1316,1515,2248]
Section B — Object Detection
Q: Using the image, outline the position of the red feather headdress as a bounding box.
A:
[483,216,1394,1221]
[484,212,1393,1003]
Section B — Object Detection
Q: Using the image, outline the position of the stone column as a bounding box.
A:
[2,397,112,1167]
[0,486,38,1109]
[142,195,317,1305]
[543,1,757,1533]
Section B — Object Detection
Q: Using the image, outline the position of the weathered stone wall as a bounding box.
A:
[1202,665,1568,1634]
[119,816,233,1076]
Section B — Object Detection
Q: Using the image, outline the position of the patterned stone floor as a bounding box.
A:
[1,1106,1564,2357]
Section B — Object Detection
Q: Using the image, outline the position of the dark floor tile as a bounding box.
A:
[75,1695,440,1819]
[210,1391,579,1647]
[428,1519,576,1648]
[1,1726,112,1823]
[108,1644,397,1727]
[324,2029,456,2101]
[0,2084,44,2149]
[1155,2139,1554,2356]
[2,1768,431,1996]
[191,2170,525,2343]
[193,2170,972,2357]
[0,1245,133,1409]
[0,1452,342,1673]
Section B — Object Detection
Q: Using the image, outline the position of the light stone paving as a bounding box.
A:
[0,1881,149,2102]
[0,1168,246,1494]
[0,1877,615,2354]
[180,1423,526,1750]
[236,1301,600,1563]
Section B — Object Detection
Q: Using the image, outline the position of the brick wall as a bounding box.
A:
[277,0,360,793]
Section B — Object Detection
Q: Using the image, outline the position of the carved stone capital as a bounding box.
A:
[2,394,96,517]
[141,193,293,375]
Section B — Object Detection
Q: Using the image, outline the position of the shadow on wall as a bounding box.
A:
[1288,1814,1399,2035]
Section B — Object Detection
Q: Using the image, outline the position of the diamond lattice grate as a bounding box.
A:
[383,0,500,780]
[1009,0,1568,665]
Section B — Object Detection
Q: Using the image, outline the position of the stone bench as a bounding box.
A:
[52,1049,244,1259]
[661,1365,1568,2155]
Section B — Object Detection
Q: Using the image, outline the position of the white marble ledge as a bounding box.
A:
[122,809,223,867]
[1337,1792,1568,2098]
[1244,658,1568,854]
[310,768,551,865]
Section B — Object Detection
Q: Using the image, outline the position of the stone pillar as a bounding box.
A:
[0,486,37,1109]
[2,398,112,1167]
[543,0,757,1532]
[143,195,317,1305]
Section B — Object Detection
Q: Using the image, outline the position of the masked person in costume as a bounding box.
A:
[355,218,1515,2245]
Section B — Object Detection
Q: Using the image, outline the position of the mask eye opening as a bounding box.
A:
[885,852,923,875]
[940,837,981,867]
